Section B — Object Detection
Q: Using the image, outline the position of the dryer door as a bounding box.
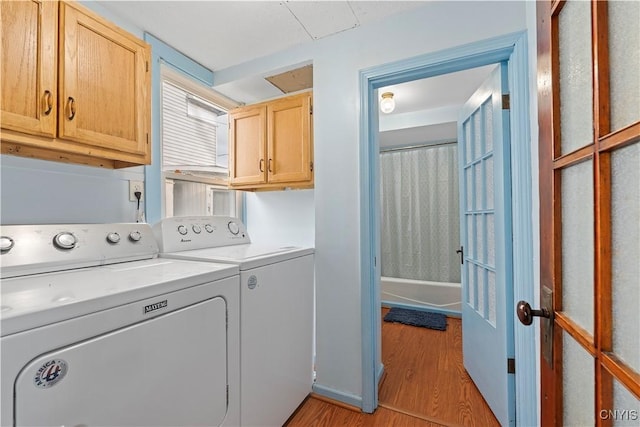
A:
[15,297,228,426]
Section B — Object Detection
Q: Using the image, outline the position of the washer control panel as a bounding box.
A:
[152,216,250,253]
[0,223,158,279]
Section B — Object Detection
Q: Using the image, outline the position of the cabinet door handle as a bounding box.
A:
[268,158,273,173]
[67,96,76,121]
[43,90,53,116]
[259,159,264,172]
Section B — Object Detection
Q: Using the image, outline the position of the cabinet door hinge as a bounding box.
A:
[146,61,149,73]
[507,358,515,374]
[146,133,150,145]
[310,105,313,115]
[310,161,314,172]
[502,94,510,110]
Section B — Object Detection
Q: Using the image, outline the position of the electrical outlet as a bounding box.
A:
[129,180,144,202]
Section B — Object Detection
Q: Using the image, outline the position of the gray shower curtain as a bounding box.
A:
[380,144,461,283]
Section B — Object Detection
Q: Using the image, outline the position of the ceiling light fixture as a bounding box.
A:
[380,92,395,114]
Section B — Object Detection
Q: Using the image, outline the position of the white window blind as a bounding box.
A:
[162,80,227,173]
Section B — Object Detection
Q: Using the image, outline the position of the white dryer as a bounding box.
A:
[153,216,314,427]
[0,223,240,427]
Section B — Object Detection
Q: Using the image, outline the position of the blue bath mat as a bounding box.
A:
[384,308,447,331]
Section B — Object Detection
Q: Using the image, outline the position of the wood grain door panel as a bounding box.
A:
[267,93,312,184]
[229,106,267,186]
[59,2,149,156]
[0,0,57,137]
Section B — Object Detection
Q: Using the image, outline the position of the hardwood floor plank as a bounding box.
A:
[286,308,500,427]
[380,308,499,427]
[286,396,446,427]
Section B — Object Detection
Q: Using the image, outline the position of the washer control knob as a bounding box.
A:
[177,225,188,235]
[129,231,142,242]
[106,232,121,244]
[0,236,15,252]
[54,232,77,250]
[228,221,240,235]
[204,224,214,233]
[192,225,202,234]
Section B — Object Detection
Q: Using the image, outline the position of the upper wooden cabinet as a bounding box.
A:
[0,0,151,168]
[1,1,58,138]
[229,92,313,190]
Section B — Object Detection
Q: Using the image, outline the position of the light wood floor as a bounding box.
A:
[286,308,499,427]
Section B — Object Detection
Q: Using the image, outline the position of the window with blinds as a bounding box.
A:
[160,67,241,219]
[161,80,229,174]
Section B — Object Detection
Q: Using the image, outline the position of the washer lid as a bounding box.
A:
[1,258,238,336]
[161,244,315,270]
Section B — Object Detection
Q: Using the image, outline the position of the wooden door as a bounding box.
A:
[267,93,312,184]
[537,1,640,424]
[58,2,149,157]
[459,63,515,427]
[0,0,57,137]
[229,105,267,186]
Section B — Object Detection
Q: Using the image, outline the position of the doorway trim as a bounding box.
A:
[358,30,537,426]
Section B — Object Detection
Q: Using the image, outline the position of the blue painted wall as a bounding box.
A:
[215,0,533,405]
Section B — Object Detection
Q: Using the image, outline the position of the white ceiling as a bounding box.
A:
[96,1,498,148]
[96,1,427,71]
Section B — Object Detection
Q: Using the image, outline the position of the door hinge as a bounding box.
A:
[146,133,150,145]
[507,358,515,374]
[146,61,149,73]
[502,94,510,110]
[310,105,313,115]
[310,161,314,172]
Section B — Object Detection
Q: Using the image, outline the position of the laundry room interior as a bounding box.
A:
[2,1,639,426]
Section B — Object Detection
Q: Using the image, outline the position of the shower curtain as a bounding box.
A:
[380,143,461,283]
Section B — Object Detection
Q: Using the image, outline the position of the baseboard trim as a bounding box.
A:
[311,383,363,409]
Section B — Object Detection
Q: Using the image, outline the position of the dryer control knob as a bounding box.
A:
[177,225,188,235]
[228,221,240,235]
[129,231,142,242]
[192,225,202,234]
[106,232,121,244]
[0,236,15,252]
[54,232,77,250]
[205,224,214,233]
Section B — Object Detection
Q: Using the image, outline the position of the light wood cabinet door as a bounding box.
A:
[1,0,57,137]
[229,105,267,186]
[267,93,312,184]
[58,1,150,158]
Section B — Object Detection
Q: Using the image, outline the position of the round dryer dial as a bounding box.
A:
[205,224,214,233]
[0,236,15,252]
[129,231,142,242]
[177,225,188,235]
[54,232,77,250]
[192,225,202,234]
[227,221,240,235]
[106,232,121,244]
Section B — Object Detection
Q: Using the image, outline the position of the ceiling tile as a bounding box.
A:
[284,1,359,39]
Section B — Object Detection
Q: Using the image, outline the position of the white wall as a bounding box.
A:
[245,190,314,247]
[214,1,530,403]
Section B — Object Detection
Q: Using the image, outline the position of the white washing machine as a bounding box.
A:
[0,223,240,427]
[153,216,314,427]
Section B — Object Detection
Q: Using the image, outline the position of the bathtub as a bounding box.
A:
[381,276,461,316]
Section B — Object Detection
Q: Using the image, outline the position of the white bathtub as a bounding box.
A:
[381,276,461,315]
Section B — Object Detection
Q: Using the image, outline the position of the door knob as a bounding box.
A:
[516,300,550,326]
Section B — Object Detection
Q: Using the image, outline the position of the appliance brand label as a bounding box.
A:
[144,300,168,314]
[34,359,68,388]
[180,239,192,243]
